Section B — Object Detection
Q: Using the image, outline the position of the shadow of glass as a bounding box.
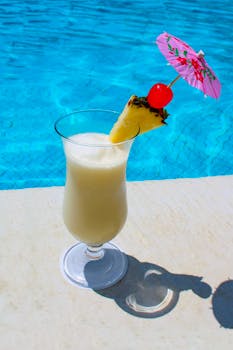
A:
[212,279,233,329]
[94,255,212,318]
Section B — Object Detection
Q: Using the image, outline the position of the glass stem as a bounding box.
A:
[86,244,104,260]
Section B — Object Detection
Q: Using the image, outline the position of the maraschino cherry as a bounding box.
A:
[147,83,173,108]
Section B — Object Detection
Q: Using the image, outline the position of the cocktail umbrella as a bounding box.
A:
[156,32,221,98]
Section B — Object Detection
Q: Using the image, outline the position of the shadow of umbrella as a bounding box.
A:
[94,255,212,318]
[212,279,233,329]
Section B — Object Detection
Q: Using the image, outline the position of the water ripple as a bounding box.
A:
[0,0,233,188]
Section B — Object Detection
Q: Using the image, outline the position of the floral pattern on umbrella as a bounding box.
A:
[156,32,221,98]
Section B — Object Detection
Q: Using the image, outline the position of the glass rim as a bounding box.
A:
[54,109,139,147]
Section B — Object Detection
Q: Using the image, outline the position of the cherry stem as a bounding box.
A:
[167,75,181,88]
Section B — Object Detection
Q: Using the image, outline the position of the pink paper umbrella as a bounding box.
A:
[156,32,221,98]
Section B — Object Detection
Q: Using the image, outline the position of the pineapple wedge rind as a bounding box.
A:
[109,95,168,143]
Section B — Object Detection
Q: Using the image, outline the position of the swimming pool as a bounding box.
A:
[1,0,232,189]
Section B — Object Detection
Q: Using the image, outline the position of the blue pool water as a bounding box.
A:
[1,0,233,189]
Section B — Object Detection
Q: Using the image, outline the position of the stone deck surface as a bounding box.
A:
[0,176,233,349]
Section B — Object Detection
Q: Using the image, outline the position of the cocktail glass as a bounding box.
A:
[55,110,137,290]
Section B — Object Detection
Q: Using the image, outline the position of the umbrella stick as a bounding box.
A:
[167,75,181,88]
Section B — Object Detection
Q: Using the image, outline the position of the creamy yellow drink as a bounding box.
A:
[54,60,173,289]
[55,93,170,289]
[63,133,130,245]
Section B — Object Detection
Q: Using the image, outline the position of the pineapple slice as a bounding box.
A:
[109,95,168,143]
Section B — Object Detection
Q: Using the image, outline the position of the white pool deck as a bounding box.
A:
[1,175,233,349]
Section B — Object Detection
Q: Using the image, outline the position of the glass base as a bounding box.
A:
[61,242,128,290]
